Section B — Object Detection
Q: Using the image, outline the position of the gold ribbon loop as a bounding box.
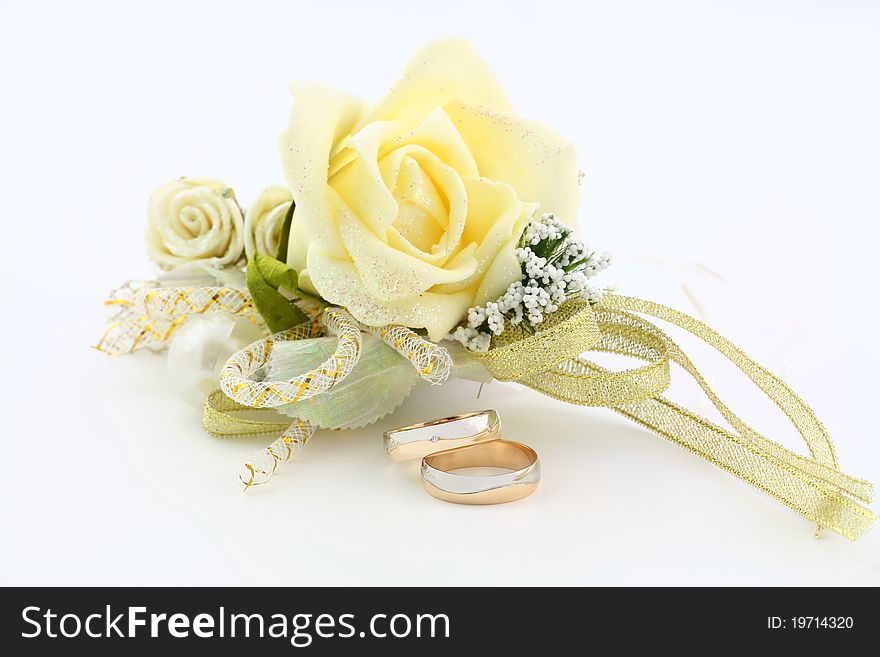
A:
[521,308,671,406]
[476,293,876,540]
[601,295,873,502]
[476,300,600,382]
[202,389,291,437]
[601,295,842,468]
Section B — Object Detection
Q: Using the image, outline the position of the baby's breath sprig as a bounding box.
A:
[449,213,611,352]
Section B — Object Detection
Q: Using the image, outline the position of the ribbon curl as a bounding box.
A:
[211,308,453,487]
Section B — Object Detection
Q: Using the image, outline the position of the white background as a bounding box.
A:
[1,0,879,585]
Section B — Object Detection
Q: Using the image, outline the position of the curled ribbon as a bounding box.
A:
[220,308,362,409]
[475,294,876,540]
[213,307,361,487]
[211,307,452,487]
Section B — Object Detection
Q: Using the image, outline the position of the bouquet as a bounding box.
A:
[96,39,875,540]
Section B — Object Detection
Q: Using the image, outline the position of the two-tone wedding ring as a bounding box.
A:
[383,410,501,462]
[421,440,540,504]
[384,410,540,504]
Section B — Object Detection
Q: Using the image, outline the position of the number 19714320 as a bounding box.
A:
[768,617,853,629]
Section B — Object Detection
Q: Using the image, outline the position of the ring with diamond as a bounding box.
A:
[383,410,501,462]
[420,440,540,504]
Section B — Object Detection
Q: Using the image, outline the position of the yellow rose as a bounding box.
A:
[147,177,244,268]
[279,39,578,340]
[245,185,293,260]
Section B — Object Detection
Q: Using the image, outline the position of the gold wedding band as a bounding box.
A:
[421,440,540,505]
[383,410,500,462]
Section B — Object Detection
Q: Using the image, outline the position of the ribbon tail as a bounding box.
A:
[601,295,844,472]
[591,294,876,539]
[572,358,877,540]
[238,419,317,490]
[201,389,316,489]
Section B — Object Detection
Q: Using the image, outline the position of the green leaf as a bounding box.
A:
[275,199,295,262]
[246,252,309,333]
[273,336,421,430]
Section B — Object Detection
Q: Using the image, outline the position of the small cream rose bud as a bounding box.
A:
[146,177,245,269]
[245,185,293,260]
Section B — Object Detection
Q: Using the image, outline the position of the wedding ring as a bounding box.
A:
[421,440,540,504]
[383,410,500,462]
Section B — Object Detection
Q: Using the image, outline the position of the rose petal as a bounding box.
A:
[432,177,536,302]
[472,219,532,307]
[328,188,477,302]
[364,39,512,126]
[386,156,447,251]
[333,109,478,241]
[380,144,468,257]
[332,120,404,235]
[306,248,473,341]
[278,82,365,271]
[445,102,580,221]
[390,108,479,179]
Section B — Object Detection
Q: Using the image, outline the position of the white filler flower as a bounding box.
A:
[450,213,611,351]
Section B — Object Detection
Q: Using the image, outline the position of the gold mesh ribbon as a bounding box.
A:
[477,300,600,382]
[205,320,453,428]
[220,307,362,408]
[202,388,315,489]
[476,294,876,540]
[370,324,453,385]
[211,307,361,487]
[205,309,456,488]
[95,283,261,355]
